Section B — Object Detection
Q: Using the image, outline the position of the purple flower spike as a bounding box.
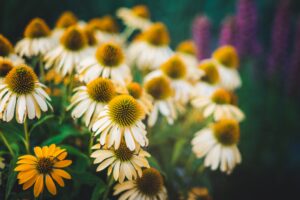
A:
[192,15,211,60]
[219,16,236,46]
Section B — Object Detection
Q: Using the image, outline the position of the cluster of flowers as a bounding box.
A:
[0,4,245,199]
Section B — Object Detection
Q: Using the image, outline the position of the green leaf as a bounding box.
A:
[41,125,80,145]
[91,181,106,200]
[171,138,187,164]
[60,145,91,169]
[5,155,18,200]
[70,170,102,186]
[29,114,55,135]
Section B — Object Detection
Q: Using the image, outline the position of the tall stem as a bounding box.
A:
[24,119,30,154]
[88,133,94,155]
[103,175,114,200]
[39,56,45,82]
[0,131,15,156]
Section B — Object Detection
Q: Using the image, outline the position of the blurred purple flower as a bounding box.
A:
[236,0,261,57]
[267,0,291,76]
[219,16,236,46]
[192,15,211,60]
[287,20,300,95]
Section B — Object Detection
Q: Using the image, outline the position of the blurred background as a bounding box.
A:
[1,0,300,199]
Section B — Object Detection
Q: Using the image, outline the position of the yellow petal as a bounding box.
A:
[33,174,44,197]
[45,174,57,195]
[23,174,38,190]
[34,147,43,158]
[17,159,37,165]
[18,155,37,161]
[18,170,37,184]
[51,171,65,187]
[42,146,49,157]
[57,152,67,160]
[48,144,56,156]
[15,164,36,171]
[53,169,71,179]
[54,160,72,168]
[53,149,66,158]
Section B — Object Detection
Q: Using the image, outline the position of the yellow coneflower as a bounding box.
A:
[192,88,245,121]
[192,119,242,174]
[127,82,153,115]
[144,76,176,127]
[44,26,89,77]
[68,77,120,127]
[52,11,78,40]
[113,168,167,200]
[88,16,122,44]
[212,45,241,91]
[15,144,72,197]
[176,40,203,83]
[127,23,173,71]
[92,95,148,151]
[78,42,131,85]
[15,18,54,57]
[0,64,51,123]
[0,34,24,64]
[0,57,14,83]
[146,55,193,105]
[91,141,150,183]
[117,5,152,30]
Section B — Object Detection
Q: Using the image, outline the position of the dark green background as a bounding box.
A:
[1,0,300,200]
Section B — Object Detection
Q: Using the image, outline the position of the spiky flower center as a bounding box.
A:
[199,61,220,84]
[36,157,54,174]
[161,56,187,79]
[114,142,134,161]
[0,58,13,78]
[143,23,170,46]
[56,11,78,28]
[5,65,37,94]
[24,18,50,38]
[108,95,143,127]
[145,76,172,100]
[132,5,150,19]
[137,168,163,197]
[95,43,124,67]
[213,45,239,69]
[176,40,197,55]
[211,88,231,104]
[60,27,87,51]
[213,119,240,146]
[127,82,143,99]
[88,16,119,33]
[84,27,98,46]
[87,78,115,103]
[0,34,13,57]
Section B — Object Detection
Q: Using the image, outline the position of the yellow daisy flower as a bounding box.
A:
[92,94,148,151]
[113,168,167,200]
[15,144,72,197]
[117,5,152,30]
[191,119,242,174]
[0,34,24,64]
[0,64,52,123]
[91,141,150,183]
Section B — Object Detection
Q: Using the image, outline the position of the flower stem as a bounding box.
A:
[24,119,30,154]
[39,56,45,82]
[88,133,94,155]
[103,175,114,200]
[121,27,135,41]
[0,130,15,156]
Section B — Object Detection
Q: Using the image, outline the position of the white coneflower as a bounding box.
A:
[175,40,203,83]
[88,16,123,44]
[52,11,78,41]
[92,95,148,151]
[44,26,88,77]
[127,82,153,115]
[193,59,221,98]
[146,55,193,105]
[0,34,24,65]
[78,42,131,85]
[68,77,118,127]
[0,64,51,123]
[83,26,99,54]
[144,76,176,127]
[117,5,152,31]
[15,18,54,57]
[192,119,242,174]
[91,141,150,183]
[212,45,241,91]
[127,23,173,71]
[113,168,167,200]
[192,88,245,121]
[0,57,14,83]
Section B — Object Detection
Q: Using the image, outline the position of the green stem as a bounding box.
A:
[121,27,135,41]
[0,130,15,156]
[39,56,45,82]
[24,119,30,154]
[103,175,114,200]
[60,72,75,123]
[88,133,94,155]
